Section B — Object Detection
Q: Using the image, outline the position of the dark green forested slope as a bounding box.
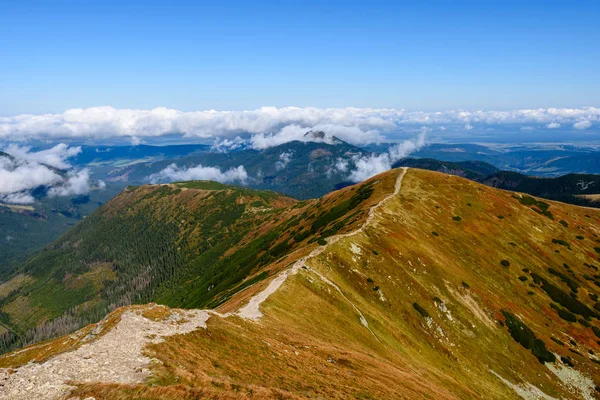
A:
[481,171,600,206]
[0,188,121,278]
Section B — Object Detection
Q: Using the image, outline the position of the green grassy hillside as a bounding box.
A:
[0,187,121,278]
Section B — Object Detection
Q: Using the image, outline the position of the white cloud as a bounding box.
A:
[0,106,395,143]
[388,130,427,160]
[0,145,92,204]
[48,169,91,197]
[0,157,63,194]
[97,180,107,189]
[334,158,349,173]
[147,164,248,184]
[275,151,293,171]
[573,120,592,130]
[347,131,427,182]
[130,136,144,146]
[4,143,81,169]
[0,192,36,204]
[305,125,383,145]
[211,136,247,152]
[1,106,597,145]
[249,125,307,150]
[249,125,382,150]
[547,122,561,129]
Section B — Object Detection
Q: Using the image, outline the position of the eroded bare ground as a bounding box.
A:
[0,306,209,400]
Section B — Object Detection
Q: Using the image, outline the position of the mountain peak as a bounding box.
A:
[303,130,344,145]
[0,151,15,161]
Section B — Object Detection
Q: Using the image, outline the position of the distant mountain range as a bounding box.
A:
[104,133,368,199]
[72,143,211,166]
[59,140,600,179]
[393,158,500,180]
[410,143,600,176]
[3,137,600,283]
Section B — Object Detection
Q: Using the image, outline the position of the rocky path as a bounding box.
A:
[0,307,209,400]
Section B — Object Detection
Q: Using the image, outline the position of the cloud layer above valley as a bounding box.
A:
[2,106,598,196]
[1,106,598,149]
[0,144,98,204]
[347,130,427,182]
[148,130,427,187]
[147,164,248,184]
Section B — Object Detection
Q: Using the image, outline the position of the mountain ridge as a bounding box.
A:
[105,138,370,199]
[2,168,600,399]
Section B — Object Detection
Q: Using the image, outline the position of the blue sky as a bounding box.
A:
[1,0,599,116]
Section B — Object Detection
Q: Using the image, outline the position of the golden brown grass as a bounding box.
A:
[70,381,304,400]
[73,314,460,399]
[139,304,192,323]
[218,172,400,315]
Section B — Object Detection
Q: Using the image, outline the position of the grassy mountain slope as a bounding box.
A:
[0,187,121,278]
[0,150,123,278]
[0,173,395,352]
[0,145,209,278]
[3,168,600,399]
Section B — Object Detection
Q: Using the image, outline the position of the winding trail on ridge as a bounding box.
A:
[236,167,408,329]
